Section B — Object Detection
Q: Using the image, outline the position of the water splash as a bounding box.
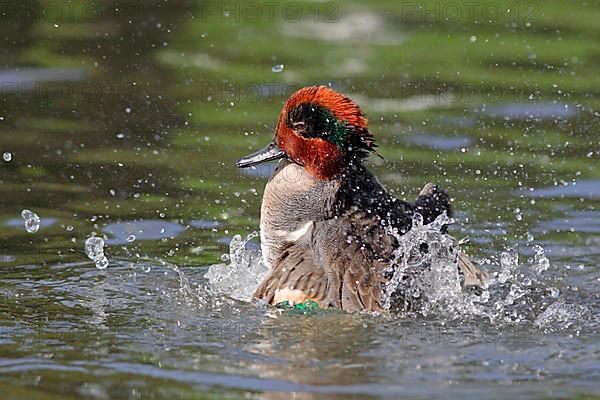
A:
[382,212,463,312]
[21,209,40,233]
[204,216,588,330]
[498,248,518,284]
[532,244,550,274]
[205,232,269,302]
[379,213,589,328]
[534,299,590,331]
[140,256,206,308]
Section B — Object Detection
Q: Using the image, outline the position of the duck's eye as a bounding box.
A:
[292,121,306,131]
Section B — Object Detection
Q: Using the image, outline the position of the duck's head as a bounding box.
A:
[236,86,375,179]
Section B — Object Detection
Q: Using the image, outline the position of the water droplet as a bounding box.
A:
[532,244,550,274]
[271,64,284,73]
[85,236,104,259]
[21,209,40,233]
[498,249,518,283]
[480,290,490,303]
[95,256,109,270]
[514,208,523,221]
[85,236,108,269]
[3,152,12,162]
[246,231,259,241]
[412,212,424,228]
[526,231,534,242]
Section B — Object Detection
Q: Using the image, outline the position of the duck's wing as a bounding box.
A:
[414,182,453,225]
[253,237,329,308]
[457,251,489,289]
[325,239,388,312]
[315,214,396,312]
[254,216,390,313]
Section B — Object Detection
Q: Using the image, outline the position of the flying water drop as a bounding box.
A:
[412,212,424,228]
[95,257,109,270]
[85,236,109,270]
[533,244,550,274]
[21,209,40,233]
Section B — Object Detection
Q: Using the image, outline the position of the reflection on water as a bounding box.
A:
[103,220,186,245]
[0,68,87,90]
[4,216,56,230]
[1,0,599,398]
[481,102,578,121]
[526,180,600,200]
[400,133,473,150]
[536,210,600,234]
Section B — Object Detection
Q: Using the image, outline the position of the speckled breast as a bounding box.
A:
[259,159,340,268]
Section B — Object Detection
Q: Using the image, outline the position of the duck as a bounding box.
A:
[236,86,487,312]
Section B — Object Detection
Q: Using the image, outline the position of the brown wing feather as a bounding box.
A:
[254,240,329,308]
[314,215,393,312]
[325,239,385,312]
[457,251,489,288]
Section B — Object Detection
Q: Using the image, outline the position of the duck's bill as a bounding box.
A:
[236,142,286,168]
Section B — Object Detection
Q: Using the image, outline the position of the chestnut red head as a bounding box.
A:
[236,86,375,179]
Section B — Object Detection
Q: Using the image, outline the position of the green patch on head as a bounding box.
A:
[319,107,351,149]
[289,103,373,158]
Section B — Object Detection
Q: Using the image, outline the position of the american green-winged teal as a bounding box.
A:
[237,86,486,312]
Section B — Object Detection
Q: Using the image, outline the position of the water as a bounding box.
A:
[1,1,599,398]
